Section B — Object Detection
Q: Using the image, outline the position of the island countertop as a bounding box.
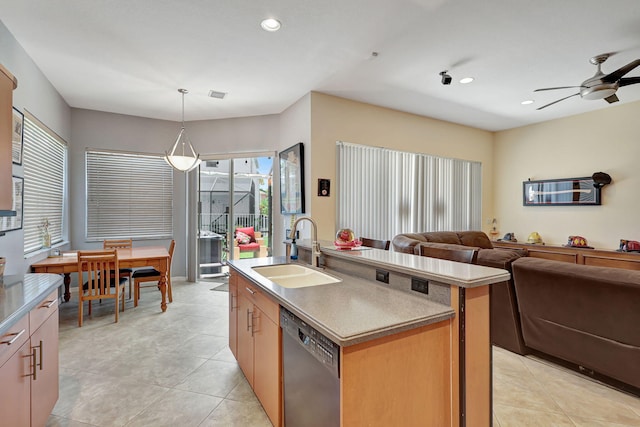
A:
[304,239,511,288]
[0,273,63,337]
[230,256,456,347]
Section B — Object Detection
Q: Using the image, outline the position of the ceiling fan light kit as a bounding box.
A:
[535,54,640,110]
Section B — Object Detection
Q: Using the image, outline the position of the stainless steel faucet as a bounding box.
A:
[287,217,321,267]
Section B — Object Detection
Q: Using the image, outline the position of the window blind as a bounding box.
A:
[337,141,482,241]
[23,114,67,253]
[86,150,173,240]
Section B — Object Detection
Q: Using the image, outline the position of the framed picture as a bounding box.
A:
[12,107,24,165]
[523,177,601,206]
[279,142,305,214]
[0,176,24,232]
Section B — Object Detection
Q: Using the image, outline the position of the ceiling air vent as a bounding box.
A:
[208,90,227,99]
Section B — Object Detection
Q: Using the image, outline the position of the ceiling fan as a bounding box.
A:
[534,54,640,110]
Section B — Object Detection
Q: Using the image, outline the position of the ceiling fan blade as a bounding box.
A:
[602,59,640,83]
[536,93,580,110]
[534,86,584,92]
[604,94,619,104]
[619,76,640,87]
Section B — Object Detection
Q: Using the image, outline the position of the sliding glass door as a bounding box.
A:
[197,155,273,280]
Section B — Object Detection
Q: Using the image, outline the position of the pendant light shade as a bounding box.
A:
[164,89,201,172]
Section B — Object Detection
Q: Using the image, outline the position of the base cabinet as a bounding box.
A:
[230,272,281,427]
[0,289,59,427]
[0,340,31,426]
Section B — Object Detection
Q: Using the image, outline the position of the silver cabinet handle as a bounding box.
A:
[25,347,37,380]
[230,294,234,312]
[37,340,43,371]
[246,309,251,332]
[1,329,25,345]
[43,299,57,309]
[245,287,256,295]
[250,311,256,337]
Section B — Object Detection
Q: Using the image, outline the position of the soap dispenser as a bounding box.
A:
[290,239,298,260]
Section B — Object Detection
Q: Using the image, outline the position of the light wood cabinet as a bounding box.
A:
[30,298,59,427]
[0,336,31,426]
[0,289,59,427]
[231,272,281,427]
[493,240,640,270]
[0,64,17,211]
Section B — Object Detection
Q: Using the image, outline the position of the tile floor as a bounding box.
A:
[46,279,640,427]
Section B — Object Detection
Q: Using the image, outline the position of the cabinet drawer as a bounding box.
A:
[29,290,59,333]
[0,315,29,367]
[239,281,279,324]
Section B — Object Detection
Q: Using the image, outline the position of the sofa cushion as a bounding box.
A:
[457,231,494,249]
[477,248,523,270]
[422,231,463,245]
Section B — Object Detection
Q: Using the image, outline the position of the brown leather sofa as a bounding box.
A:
[392,231,529,355]
[512,257,640,391]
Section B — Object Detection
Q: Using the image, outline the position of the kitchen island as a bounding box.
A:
[228,246,510,427]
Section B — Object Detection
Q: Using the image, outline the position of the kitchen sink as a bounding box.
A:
[252,264,341,288]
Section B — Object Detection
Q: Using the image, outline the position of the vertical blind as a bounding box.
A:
[86,150,173,240]
[337,142,482,241]
[23,114,67,253]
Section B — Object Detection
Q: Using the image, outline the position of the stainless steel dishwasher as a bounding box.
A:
[281,306,340,427]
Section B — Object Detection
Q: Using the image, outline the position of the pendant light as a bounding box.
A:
[164,88,201,172]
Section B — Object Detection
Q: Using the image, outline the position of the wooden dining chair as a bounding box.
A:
[360,237,391,250]
[418,245,479,264]
[77,249,127,327]
[132,240,175,307]
[103,238,133,298]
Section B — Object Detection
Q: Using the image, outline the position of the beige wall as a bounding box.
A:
[494,100,640,249]
[309,92,494,241]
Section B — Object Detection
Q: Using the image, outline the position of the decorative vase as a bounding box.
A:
[42,231,51,249]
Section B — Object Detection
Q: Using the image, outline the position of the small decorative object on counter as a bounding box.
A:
[489,218,499,240]
[39,218,51,248]
[0,256,5,278]
[618,239,640,252]
[565,235,592,248]
[527,232,543,244]
[334,228,362,250]
[499,232,517,242]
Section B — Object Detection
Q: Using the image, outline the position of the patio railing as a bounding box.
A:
[201,213,269,235]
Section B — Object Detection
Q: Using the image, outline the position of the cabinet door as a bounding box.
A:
[30,309,59,427]
[236,293,254,387]
[229,274,238,358]
[0,340,31,426]
[252,308,281,427]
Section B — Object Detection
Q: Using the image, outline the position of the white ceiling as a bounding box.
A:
[2,0,640,131]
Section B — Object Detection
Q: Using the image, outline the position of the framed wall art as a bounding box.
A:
[523,177,601,206]
[12,107,24,165]
[0,176,24,232]
[279,142,305,214]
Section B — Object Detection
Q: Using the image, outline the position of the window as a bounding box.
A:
[86,150,173,240]
[337,141,482,240]
[23,113,67,253]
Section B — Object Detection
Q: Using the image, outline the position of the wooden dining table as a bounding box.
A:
[31,246,171,312]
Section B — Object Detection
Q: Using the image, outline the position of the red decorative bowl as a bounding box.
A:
[334,239,362,250]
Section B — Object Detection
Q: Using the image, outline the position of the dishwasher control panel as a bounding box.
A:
[281,306,340,378]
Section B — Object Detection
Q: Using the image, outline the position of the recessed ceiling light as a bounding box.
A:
[459,77,474,84]
[260,18,281,32]
[521,100,534,105]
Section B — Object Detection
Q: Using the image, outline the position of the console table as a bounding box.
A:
[493,241,640,270]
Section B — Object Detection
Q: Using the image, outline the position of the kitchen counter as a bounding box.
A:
[229,256,455,346]
[304,239,511,288]
[0,273,63,336]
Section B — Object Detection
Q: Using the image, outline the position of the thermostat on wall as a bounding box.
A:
[318,179,330,197]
